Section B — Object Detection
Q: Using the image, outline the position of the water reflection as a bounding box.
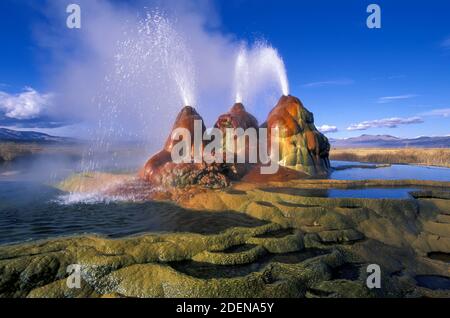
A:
[261,187,418,199]
[1,154,449,245]
[0,181,267,245]
[331,161,450,182]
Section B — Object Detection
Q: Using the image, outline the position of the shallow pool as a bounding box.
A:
[0,181,267,245]
[331,161,450,182]
[1,157,449,245]
[261,187,419,199]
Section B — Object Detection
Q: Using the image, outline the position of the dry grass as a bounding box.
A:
[0,143,43,162]
[330,148,450,168]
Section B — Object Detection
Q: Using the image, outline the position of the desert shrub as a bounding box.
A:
[330,148,450,167]
[0,143,39,161]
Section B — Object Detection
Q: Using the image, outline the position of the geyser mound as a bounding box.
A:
[139,105,204,182]
[213,103,260,178]
[140,95,330,190]
[264,95,331,176]
[215,103,259,132]
[139,106,230,189]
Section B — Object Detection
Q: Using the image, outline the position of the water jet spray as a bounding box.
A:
[234,47,250,104]
[252,44,289,96]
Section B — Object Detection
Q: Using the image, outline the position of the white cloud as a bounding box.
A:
[302,79,354,88]
[377,94,417,104]
[347,116,424,131]
[317,124,338,133]
[0,87,53,120]
[420,108,450,117]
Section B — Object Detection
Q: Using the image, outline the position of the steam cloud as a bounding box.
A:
[27,1,277,155]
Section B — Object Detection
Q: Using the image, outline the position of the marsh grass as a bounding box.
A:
[0,143,43,162]
[330,148,450,168]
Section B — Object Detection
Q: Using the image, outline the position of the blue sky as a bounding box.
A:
[0,0,449,139]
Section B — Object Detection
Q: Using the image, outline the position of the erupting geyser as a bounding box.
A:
[171,45,196,107]
[253,44,289,96]
[234,48,249,104]
[233,43,290,106]
[135,32,328,189]
[151,13,197,107]
[79,12,198,176]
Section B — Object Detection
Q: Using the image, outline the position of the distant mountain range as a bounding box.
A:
[1,127,449,148]
[0,128,74,143]
[329,134,450,148]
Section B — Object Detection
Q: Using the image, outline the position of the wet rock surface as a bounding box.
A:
[1,178,450,298]
[264,95,331,176]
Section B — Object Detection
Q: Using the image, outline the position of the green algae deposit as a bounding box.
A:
[1,177,449,298]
